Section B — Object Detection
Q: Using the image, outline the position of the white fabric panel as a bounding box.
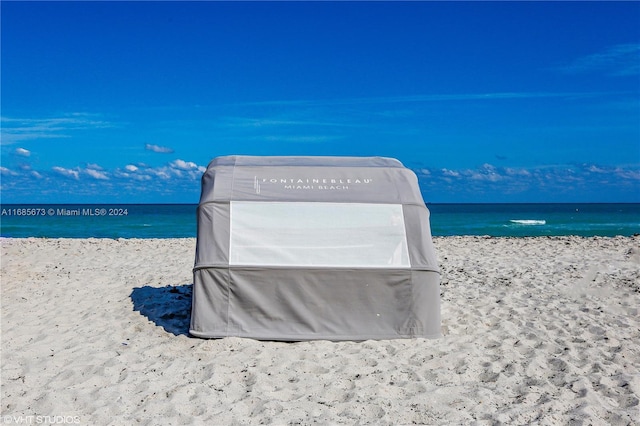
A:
[230,202,410,268]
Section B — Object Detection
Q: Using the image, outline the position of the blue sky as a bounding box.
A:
[1,1,639,203]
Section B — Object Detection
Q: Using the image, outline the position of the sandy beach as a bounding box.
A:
[1,236,638,425]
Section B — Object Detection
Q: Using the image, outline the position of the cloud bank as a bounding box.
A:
[414,163,640,203]
[1,159,637,204]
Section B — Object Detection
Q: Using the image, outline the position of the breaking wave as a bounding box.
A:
[509,219,546,225]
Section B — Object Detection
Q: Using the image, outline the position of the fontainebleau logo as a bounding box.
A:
[254,176,374,194]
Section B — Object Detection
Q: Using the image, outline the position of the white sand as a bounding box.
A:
[1,236,639,425]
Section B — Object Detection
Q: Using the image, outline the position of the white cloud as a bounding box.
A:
[31,171,44,179]
[441,168,460,177]
[615,168,640,180]
[112,160,204,184]
[85,168,109,180]
[145,143,174,153]
[470,164,502,182]
[472,172,502,182]
[480,163,497,171]
[586,165,607,173]
[171,159,198,170]
[15,147,31,157]
[52,166,80,180]
[505,167,531,177]
[150,168,172,180]
[1,166,18,176]
[171,159,206,174]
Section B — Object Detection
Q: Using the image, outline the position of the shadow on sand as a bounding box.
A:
[130,284,192,336]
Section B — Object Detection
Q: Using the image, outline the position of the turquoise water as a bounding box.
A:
[427,203,639,237]
[1,203,638,238]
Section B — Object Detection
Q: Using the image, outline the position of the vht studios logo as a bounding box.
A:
[254,177,373,194]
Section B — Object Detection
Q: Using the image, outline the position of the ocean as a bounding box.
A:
[0,203,638,239]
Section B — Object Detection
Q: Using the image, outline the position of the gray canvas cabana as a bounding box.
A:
[190,155,441,341]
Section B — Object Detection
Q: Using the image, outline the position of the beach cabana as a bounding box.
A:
[190,155,441,341]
